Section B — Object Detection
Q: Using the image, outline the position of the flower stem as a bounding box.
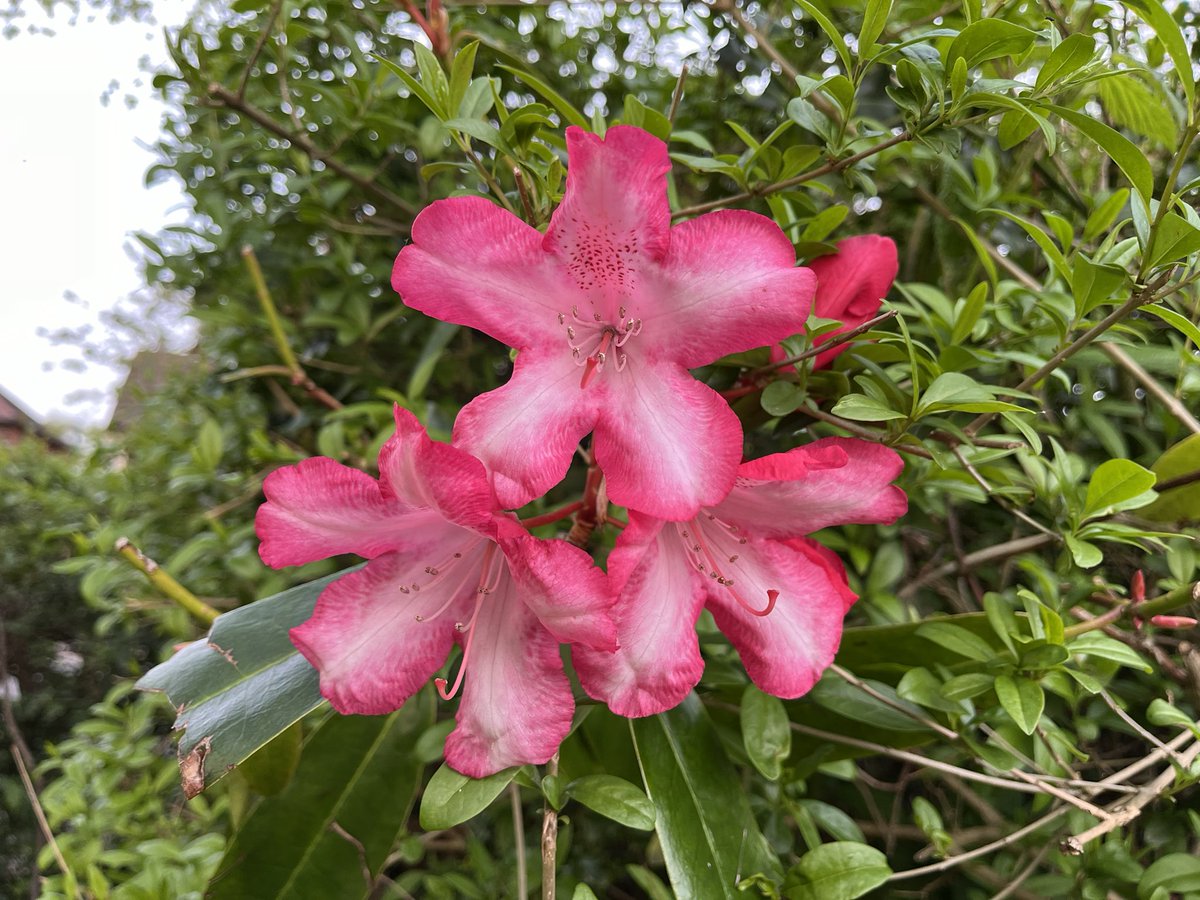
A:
[114,538,219,626]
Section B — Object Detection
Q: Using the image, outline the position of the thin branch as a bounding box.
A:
[830,664,960,741]
[898,533,1060,600]
[801,404,934,460]
[114,538,219,626]
[1157,468,1200,492]
[755,310,899,374]
[237,0,283,99]
[1061,738,1200,853]
[541,753,559,900]
[1100,342,1200,434]
[510,784,528,899]
[965,271,1174,436]
[711,0,843,124]
[667,63,689,126]
[1063,582,1199,638]
[672,130,911,218]
[208,82,417,218]
[10,747,74,886]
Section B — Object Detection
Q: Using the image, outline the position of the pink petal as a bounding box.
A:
[452,349,601,510]
[593,360,743,520]
[788,537,858,613]
[543,126,672,320]
[714,437,907,538]
[500,533,617,650]
[392,195,568,349]
[641,210,816,367]
[574,514,706,717]
[443,574,575,776]
[378,406,498,535]
[257,458,410,568]
[290,547,485,714]
[705,536,848,698]
[808,234,898,368]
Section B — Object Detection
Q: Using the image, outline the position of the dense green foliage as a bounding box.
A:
[4,0,1200,897]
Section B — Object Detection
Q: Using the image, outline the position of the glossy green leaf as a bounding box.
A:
[1083,458,1157,519]
[1125,0,1195,112]
[994,674,1044,735]
[917,621,996,662]
[136,571,348,796]
[208,696,432,900]
[1141,433,1200,522]
[1138,853,1200,899]
[419,762,517,830]
[741,685,792,781]
[237,721,302,797]
[1035,33,1097,90]
[497,64,590,129]
[946,20,1036,69]
[830,393,908,422]
[1048,105,1154,202]
[858,0,893,52]
[1068,632,1153,672]
[782,842,892,899]
[632,694,781,898]
[567,774,656,830]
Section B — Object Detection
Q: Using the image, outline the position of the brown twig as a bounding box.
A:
[1100,342,1200,434]
[208,82,417,218]
[672,130,912,218]
[237,0,283,99]
[541,753,559,900]
[1157,468,1200,492]
[898,534,1060,600]
[667,63,689,126]
[801,405,935,460]
[510,783,528,899]
[965,271,1174,436]
[1060,737,1200,853]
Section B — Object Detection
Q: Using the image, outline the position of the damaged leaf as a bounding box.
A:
[136,569,356,796]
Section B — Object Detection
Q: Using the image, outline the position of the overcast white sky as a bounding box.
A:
[0,3,192,428]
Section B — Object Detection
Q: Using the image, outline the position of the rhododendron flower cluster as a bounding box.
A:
[256,125,906,777]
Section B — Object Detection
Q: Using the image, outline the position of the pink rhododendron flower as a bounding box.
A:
[392,125,816,520]
[573,438,907,717]
[772,234,898,369]
[255,407,615,777]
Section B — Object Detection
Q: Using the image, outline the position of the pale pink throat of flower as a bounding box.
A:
[676,515,779,617]
[558,304,643,388]
[397,538,507,702]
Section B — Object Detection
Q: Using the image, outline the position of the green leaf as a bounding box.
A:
[994,675,1044,735]
[1083,189,1130,242]
[208,699,432,900]
[1125,0,1195,113]
[917,621,997,662]
[858,0,893,53]
[1099,73,1178,147]
[1071,256,1128,316]
[951,282,989,344]
[741,685,792,781]
[809,676,932,733]
[830,394,908,422]
[1146,213,1200,269]
[985,209,1069,279]
[1035,33,1097,90]
[1047,105,1155,203]
[418,763,517,830]
[1138,853,1200,899]
[497,64,589,129]
[136,571,348,796]
[946,20,1036,70]
[761,380,806,417]
[918,372,1026,414]
[1065,533,1104,568]
[447,41,479,116]
[237,721,302,797]
[407,321,460,400]
[793,0,852,72]
[1083,458,1158,519]
[632,694,781,898]
[1146,698,1200,733]
[567,775,656,830]
[195,418,224,471]
[782,842,892,900]
[1068,632,1154,672]
[1142,433,1200,522]
[941,673,995,701]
